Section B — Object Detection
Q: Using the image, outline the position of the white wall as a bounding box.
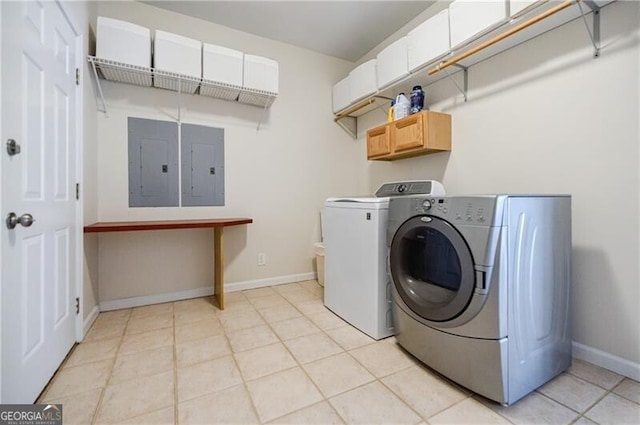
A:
[93,1,363,303]
[358,2,640,368]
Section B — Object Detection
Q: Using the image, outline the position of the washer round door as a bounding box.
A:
[390,215,475,322]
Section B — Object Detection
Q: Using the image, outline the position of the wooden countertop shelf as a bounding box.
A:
[84,218,253,233]
[84,217,253,310]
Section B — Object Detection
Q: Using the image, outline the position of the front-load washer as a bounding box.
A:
[324,181,445,340]
[387,194,572,405]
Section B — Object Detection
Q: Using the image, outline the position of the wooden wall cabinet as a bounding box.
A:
[366,110,451,161]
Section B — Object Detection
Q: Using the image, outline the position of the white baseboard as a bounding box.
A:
[573,341,640,381]
[83,305,100,336]
[98,272,318,312]
[225,272,317,293]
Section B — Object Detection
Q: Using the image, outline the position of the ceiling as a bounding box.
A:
[143,1,436,61]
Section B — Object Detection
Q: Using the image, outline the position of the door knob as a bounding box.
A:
[6,212,35,229]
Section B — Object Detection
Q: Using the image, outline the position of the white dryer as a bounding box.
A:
[387,195,572,405]
[324,181,445,340]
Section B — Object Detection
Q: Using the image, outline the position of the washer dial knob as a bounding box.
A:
[422,200,432,210]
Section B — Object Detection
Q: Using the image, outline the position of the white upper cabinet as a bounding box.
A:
[376,37,409,90]
[349,59,377,103]
[449,0,509,49]
[407,8,451,73]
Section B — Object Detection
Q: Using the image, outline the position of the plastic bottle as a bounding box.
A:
[394,93,410,120]
[387,100,395,123]
[410,85,425,114]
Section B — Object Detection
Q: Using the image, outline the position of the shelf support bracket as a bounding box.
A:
[256,101,269,132]
[443,64,468,102]
[577,0,600,58]
[89,58,109,117]
[336,116,357,139]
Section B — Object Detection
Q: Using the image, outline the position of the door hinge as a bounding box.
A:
[75,297,80,315]
[76,183,79,200]
[75,68,80,86]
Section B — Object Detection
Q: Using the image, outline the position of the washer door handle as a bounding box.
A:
[420,216,432,223]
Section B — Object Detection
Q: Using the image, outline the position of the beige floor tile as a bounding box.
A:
[64,337,121,368]
[111,345,174,384]
[176,334,231,367]
[218,299,254,313]
[130,302,174,319]
[174,317,223,344]
[382,366,467,419]
[296,299,329,316]
[243,286,278,299]
[178,384,258,425]
[174,308,217,327]
[429,398,511,425]
[93,309,131,326]
[284,332,344,364]
[219,309,265,333]
[281,288,317,305]
[585,393,640,425]
[304,353,375,397]
[538,373,607,412]
[83,319,127,342]
[42,388,102,425]
[177,355,243,402]
[95,371,174,424]
[259,304,302,323]
[235,342,297,381]
[246,367,323,423]
[298,280,322,292]
[120,328,173,355]
[125,312,173,335]
[248,293,290,310]
[227,324,279,352]
[325,326,376,351]
[572,417,599,425]
[273,282,305,293]
[613,378,640,404]
[120,407,175,425]
[307,311,348,330]
[568,359,624,390]
[173,297,215,313]
[270,316,321,341]
[492,392,579,424]
[268,401,344,424]
[44,359,113,400]
[349,342,415,378]
[224,291,248,303]
[329,381,421,425]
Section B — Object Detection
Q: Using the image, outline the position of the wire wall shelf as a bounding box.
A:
[88,56,277,126]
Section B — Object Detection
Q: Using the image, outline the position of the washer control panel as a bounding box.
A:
[408,196,499,226]
[375,180,445,198]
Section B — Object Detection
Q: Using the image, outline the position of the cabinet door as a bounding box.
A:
[391,113,424,153]
[367,124,391,159]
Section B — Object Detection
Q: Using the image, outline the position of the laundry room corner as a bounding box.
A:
[356,0,640,377]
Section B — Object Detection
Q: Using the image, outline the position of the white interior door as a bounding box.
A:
[1,0,78,403]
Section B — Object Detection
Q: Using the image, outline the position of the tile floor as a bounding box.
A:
[39,280,640,425]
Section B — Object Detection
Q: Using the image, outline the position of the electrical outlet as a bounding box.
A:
[257,253,266,266]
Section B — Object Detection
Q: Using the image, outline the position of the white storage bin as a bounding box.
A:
[242,54,279,94]
[201,43,243,99]
[153,30,202,94]
[510,0,542,17]
[376,37,409,90]
[449,0,508,49]
[96,16,152,86]
[349,59,377,103]
[332,76,351,113]
[407,9,451,72]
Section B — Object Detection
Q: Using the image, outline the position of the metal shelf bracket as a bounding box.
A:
[336,116,357,139]
[578,0,601,58]
[443,64,469,102]
[89,58,108,117]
